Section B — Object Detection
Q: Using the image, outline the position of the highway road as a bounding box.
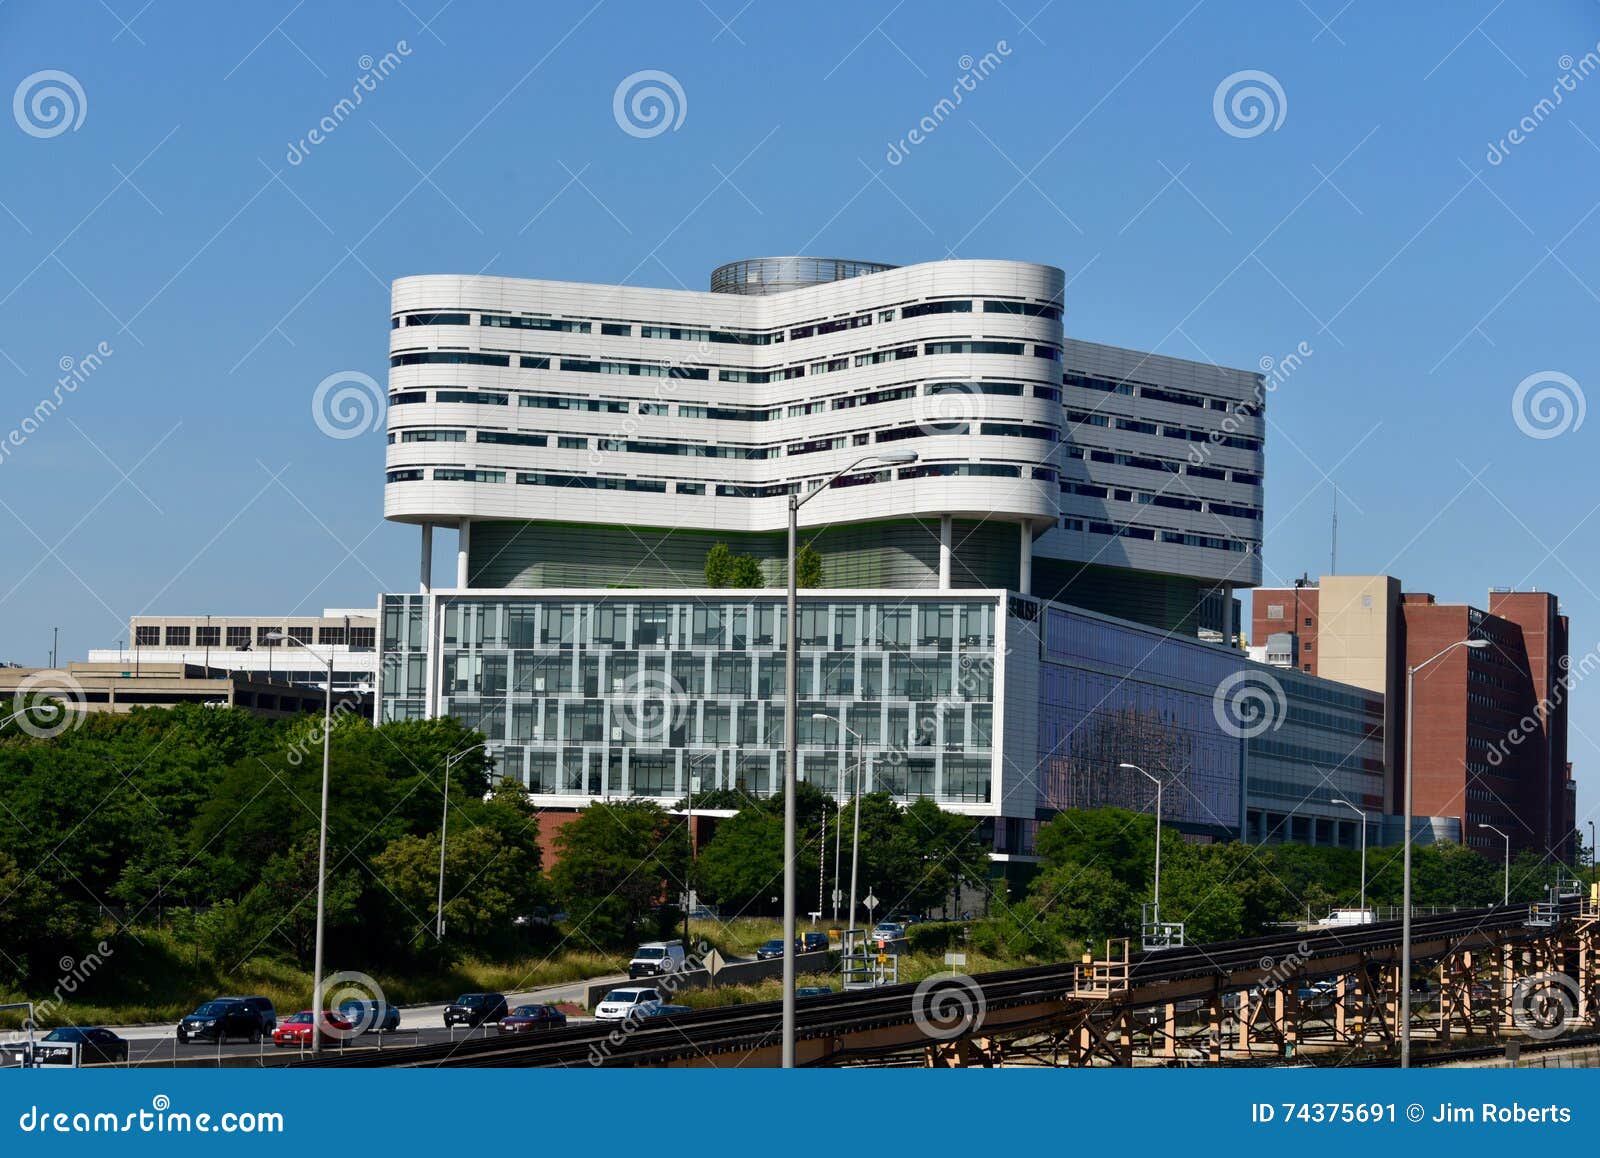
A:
[87,972,624,1068]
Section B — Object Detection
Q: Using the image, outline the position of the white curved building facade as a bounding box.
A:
[387,258,1067,593]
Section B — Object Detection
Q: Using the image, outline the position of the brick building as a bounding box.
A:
[1251,576,1575,861]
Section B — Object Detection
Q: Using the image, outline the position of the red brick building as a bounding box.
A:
[1251,577,1575,861]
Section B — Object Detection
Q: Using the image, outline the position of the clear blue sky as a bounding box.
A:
[2,1,1597,819]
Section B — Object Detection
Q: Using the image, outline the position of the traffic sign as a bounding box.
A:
[863,894,878,912]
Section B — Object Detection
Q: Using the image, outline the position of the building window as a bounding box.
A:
[196,626,221,647]
[165,626,190,646]
[258,627,282,646]
[226,626,251,648]
[319,626,347,646]
[350,627,376,651]
[288,627,313,644]
[134,626,160,646]
[1266,605,1284,619]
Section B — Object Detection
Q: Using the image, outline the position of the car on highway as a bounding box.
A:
[444,992,509,1028]
[594,988,662,1021]
[629,940,687,979]
[497,1004,568,1034]
[800,932,830,954]
[338,999,401,1034]
[795,986,834,998]
[177,999,267,1044]
[39,1027,128,1065]
[643,1004,694,1018]
[755,938,794,960]
[272,1010,354,1048]
[870,921,905,944]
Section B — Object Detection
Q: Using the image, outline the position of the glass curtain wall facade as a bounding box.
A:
[381,591,1005,812]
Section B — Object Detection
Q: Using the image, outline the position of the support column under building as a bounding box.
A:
[420,524,433,594]
[939,515,952,590]
[1018,521,1032,596]
[456,518,471,588]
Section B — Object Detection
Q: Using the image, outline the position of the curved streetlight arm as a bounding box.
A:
[793,452,918,513]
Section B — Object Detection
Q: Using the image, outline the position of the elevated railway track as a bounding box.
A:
[295,896,1599,1068]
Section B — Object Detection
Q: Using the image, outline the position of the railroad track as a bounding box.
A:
[294,900,1574,1068]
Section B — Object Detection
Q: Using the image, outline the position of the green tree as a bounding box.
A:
[728,553,765,588]
[797,542,824,588]
[549,801,687,946]
[704,542,735,587]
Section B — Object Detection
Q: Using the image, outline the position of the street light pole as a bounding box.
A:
[1479,823,1510,905]
[1119,763,1162,915]
[1332,797,1368,914]
[436,746,476,940]
[265,632,333,1055]
[685,751,714,950]
[1402,637,1488,1068]
[784,452,916,1068]
[812,715,861,927]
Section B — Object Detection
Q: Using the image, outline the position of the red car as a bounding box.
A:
[272,1010,354,1048]
[497,1004,568,1034]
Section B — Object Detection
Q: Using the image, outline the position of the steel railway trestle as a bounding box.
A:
[293,894,1600,1068]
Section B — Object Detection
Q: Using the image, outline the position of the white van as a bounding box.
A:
[628,940,687,979]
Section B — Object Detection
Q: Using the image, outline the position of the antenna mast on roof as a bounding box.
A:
[1330,483,1339,575]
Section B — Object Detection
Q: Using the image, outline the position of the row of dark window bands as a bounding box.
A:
[387,379,1065,423]
[385,461,1058,492]
[389,341,1065,374]
[391,297,1062,340]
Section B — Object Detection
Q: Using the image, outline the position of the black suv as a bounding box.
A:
[444,992,509,1027]
[178,999,265,1044]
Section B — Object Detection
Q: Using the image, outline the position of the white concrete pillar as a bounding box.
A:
[456,518,471,589]
[1018,521,1033,596]
[939,515,952,590]
[419,524,433,594]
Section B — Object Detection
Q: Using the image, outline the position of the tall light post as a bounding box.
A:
[436,745,479,940]
[812,714,862,926]
[784,450,917,1068]
[1478,823,1510,905]
[1119,763,1163,916]
[0,704,60,731]
[1331,798,1369,914]
[1401,636,1488,1067]
[264,631,334,1055]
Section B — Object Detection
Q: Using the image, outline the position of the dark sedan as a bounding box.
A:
[496,1004,567,1034]
[338,999,401,1033]
[39,1027,128,1065]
